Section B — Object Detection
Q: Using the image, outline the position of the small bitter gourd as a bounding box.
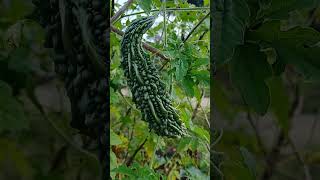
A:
[120,16,187,138]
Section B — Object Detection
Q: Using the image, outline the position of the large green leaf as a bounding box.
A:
[257,0,318,20]
[110,129,123,146]
[267,77,290,134]
[213,0,250,65]
[0,80,28,132]
[229,44,272,115]
[248,21,320,81]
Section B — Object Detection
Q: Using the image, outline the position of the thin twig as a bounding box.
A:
[120,7,210,19]
[200,91,210,128]
[111,25,170,61]
[183,12,210,43]
[111,0,134,23]
[124,117,135,161]
[191,89,205,120]
[126,137,148,166]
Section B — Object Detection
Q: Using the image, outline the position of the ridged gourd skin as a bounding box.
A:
[120,16,187,138]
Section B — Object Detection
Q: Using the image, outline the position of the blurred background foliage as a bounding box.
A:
[110,0,210,179]
[213,0,320,179]
[0,0,102,179]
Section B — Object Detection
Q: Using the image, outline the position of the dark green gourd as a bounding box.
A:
[120,16,187,138]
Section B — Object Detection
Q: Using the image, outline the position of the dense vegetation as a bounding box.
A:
[110,0,210,179]
[213,0,320,179]
[0,0,105,179]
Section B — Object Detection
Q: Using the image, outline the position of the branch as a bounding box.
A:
[120,7,210,19]
[111,25,170,61]
[111,0,134,23]
[183,12,210,43]
[126,137,148,166]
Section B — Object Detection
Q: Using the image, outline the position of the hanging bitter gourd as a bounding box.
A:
[120,16,187,138]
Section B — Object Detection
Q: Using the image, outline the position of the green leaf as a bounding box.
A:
[177,137,192,152]
[138,0,152,13]
[174,58,188,81]
[181,76,195,97]
[110,129,123,146]
[192,125,210,143]
[267,77,290,134]
[248,21,320,81]
[229,44,272,115]
[110,150,118,179]
[112,165,136,177]
[240,147,257,179]
[191,57,209,68]
[257,0,318,20]
[0,80,28,132]
[191,70,210,85]
[213,0,250,64]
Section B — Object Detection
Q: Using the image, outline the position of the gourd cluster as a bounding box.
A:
[31,0,108,168]
[120,17,187,138]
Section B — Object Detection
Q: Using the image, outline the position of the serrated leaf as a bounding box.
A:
[267,77,290,134]
[240,147,257,179]
[213,0,250,65]
[229,44,272,115]
[174,58,188,81]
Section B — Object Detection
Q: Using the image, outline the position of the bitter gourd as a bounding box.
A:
[120,16,187,138]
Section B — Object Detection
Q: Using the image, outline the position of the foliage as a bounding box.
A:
[213,0,320,179]
[111,0,210,179]
[0,1,102,179]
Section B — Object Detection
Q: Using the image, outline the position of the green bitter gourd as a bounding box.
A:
[120,16,187,138]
